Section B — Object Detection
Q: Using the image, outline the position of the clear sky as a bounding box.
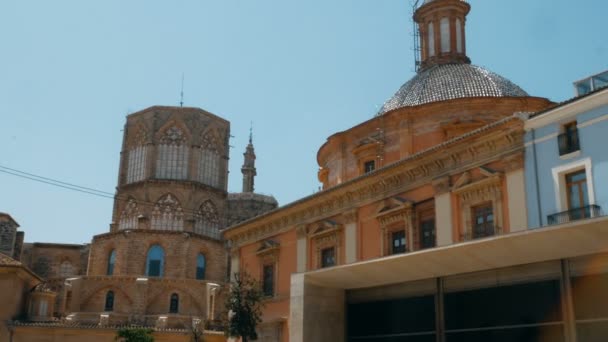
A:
[1,0,606,244]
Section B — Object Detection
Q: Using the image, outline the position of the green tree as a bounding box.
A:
[115,327,154,342]
[224,272,264,342]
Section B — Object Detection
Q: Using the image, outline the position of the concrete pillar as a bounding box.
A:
[343,209,358,264]
[296,225,307,273]
[289,274,345,342]
[506,169,528,232]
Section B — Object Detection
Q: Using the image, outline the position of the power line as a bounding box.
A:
[0,165,215,217]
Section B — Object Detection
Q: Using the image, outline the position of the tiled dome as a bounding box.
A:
[377,64,528,115]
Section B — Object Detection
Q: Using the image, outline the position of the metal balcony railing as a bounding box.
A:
[558,129,580,156]
[547,205,602,225]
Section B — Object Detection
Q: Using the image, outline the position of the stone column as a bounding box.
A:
[342,209,358,264]
[230,248,240,282]
[505,155,527,232]
[296,225,308,273]
[433,177,453,246]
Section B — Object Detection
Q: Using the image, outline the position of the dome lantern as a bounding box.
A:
[415,0,471,71]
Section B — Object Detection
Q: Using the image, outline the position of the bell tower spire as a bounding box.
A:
[415,0,471,71]
[241,125,256,193]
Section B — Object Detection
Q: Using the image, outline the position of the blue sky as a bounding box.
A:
[1,0,606,244]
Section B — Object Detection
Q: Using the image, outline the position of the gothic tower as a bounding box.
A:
[111,106,230,239]
[241,130,256,193]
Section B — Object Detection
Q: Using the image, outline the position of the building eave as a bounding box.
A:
[303,216,608,290]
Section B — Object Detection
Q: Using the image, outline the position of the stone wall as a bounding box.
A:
[88,230,227,281]
[0,215,18,257]
[226,193,278,227]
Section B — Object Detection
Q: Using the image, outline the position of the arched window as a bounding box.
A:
[107,250,116,275]
[146,245,165,277]
[428,22,435,57]
[118,198,139,230]
[151,194,184,231]
[196,254,206,280]
[59,261,74,277]
[198,131,222,188]
[126,125,149,183]
[169,293,179,313]
[104,291,114,311]
[456,18,463,53]
[156,126,189,180]
[440,17,450,53]
[194,200,220,238]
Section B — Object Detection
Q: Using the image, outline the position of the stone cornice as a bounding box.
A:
[224,118,524,247]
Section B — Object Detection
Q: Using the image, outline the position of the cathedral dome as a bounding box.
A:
[377,63,529,115]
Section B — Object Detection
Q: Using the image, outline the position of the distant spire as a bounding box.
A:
[241,127,257,193]
[180,73,185,107]
[249,122,253,144]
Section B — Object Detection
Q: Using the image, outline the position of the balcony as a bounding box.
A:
[547,205,602,225]
[558,129,580,156]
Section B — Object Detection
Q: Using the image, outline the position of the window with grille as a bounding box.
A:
[126,145,148,183]
[321,247,336,268]
[59,261,74,277]
[156,126,189,180]
[472,203,494,239]
[391,230,407,254]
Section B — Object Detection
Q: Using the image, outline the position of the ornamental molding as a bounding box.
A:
[227,126,523,247]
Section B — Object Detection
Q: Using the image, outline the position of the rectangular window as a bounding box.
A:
[321,247,336,268]
[391,230,407,254]
[262,264,274,297]
[558,122,580,156]
[565,170,592,222]
[472,203,494,239]
[419,219,436,249]
[364,160,375,174]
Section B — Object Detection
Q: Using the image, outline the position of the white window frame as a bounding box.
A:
[551,157,595,212]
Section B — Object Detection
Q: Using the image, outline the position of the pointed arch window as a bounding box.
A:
[169,293,179,313]
[126,125,149,184]
[59,261,74,277]
[196,254,206,280]
[151,194,184,231]
[146,245,165,277]
[156,126,189,180]
[118,198,139,230]
[195,200,220,238]
[198,131,223,188]
[107,250,116,275]
[104,291,114,311]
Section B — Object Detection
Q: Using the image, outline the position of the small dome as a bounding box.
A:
[377,64,528,115]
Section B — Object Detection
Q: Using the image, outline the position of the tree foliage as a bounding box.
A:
[224,272,264,342]
[115,328,154,342]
